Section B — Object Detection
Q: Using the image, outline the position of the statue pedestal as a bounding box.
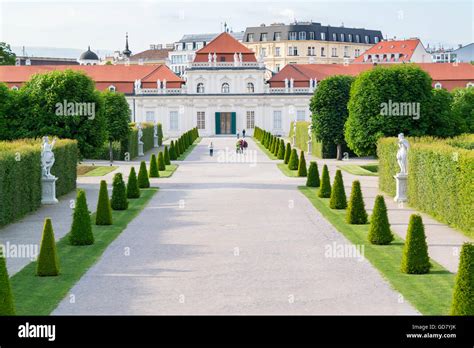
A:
[138,142,144,157]
[307,141,312,155]
[41,176,58,205]
[154,136,158,148]
[394,173,408,203]
[292,135,296,147]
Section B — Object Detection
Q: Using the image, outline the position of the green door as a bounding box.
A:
[231,112,236,134]
[215,112,221,134]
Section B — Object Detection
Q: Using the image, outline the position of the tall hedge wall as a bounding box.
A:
[378,135,473,237]
[0,138,77,227]
[288,121,323,158]
[120,122,155,160]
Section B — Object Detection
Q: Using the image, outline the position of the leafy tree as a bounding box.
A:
[288,149,299,170]
[0,42,16,66]
[0,254,15,315]
[127,167,140,198]
[164,145,171,165]
[318,165,331,198]
[19,70,107,158]
[451,87,474,133]
[368,195,393,245]
[149,154,159,177]
[297,150,307,177]
[111,173,128,210]
[310,75,355,160]
[69,189,94,245]
[329,170,347,209]
[400,214,431,274]
[284,143,291,164]
[37,218,60,276]
[96,180,112,225]
[102,90,131,162]
[346,180,368,224]
[450,243,473,315]
[306,161,320,187]
[345,65,434,156]
[137,161,150,188]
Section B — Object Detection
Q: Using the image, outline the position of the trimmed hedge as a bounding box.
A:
[36,218,60,276]
[368,195,393,245]
[450,242,474,315]
[126,167,140,199]
[111,173,128,210]
[400,214,431,274]
[346,180,368,224]
[297,150,307,177]
[0,254,15,315]
[120,122,155,160]
[289,121,324,158]
[69,189,94,246]
[95,180,112,225]
[149,154,159,178]
[319,165,331,198]
[378,135,474,237]
[288,149,299,170]
[329,169,347,209]
[0,138,77,227]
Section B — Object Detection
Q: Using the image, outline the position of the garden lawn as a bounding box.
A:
[277,163,299,177]
[10,188,157,315]
[177,138,201,161]
[299,186,455,315]
[78,165,118,177]
[253,138,278,160]
[159,164,179,178]
[338,164,378,176]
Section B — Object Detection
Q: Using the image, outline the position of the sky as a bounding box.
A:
[0,0,472,55]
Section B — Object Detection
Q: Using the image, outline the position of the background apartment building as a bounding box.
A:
[243,21,383,72]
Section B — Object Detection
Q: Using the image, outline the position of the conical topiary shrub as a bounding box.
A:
[149,154,159,178]
[158,152,166,171]
[297,151,307,177]
[288,149,299,170]
[318,165,331,198]
[127,167,140,199]
[170,141,177,160]
[306,161,320,187]
[368,195,393,245]
[329,170,347,209]
[69,189,94,245]
[346,180,368,224]
[0,254,15,315]
[277,139,285,160]
[450,242,473,315]
[111,173,128,210]
[274,138,280,156]
[164,145,171,165]
[37,218,60,276]
[284,143,291,164]
[96,180,113,225]
[400,214,431,274]
[137,161,150,188]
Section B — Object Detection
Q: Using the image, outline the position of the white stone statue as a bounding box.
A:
[290,78,294,89]
[213,52,217,63]
[153,122,158,137]
[137,122,143,144]
[239,52,243,63]
[157,79,161,89]
[41,136,57,178]
[208,53,212,63]
[284,78,289,89]
[396,133,410,174]
[307,124,313,142]
[163,79,167,89]
[233,52,238,62]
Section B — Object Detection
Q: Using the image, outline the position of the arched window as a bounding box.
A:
[197,83,205,93]
[108,85,116,92]
[466,82,474,88]
[221,83,230,93]
[434,82,442,89]
[11,86,19,91]
[247,82,254,93]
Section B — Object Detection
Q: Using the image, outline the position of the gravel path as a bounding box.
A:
[53,137,418,315]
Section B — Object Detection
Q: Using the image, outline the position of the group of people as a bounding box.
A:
[235,138,248,154]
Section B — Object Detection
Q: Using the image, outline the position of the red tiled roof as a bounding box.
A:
[269,63,474,90]
[353,39,421,63]
[194,32,256,62]
[0,64,183,93]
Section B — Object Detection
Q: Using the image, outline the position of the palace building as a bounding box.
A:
[1,33,473,137]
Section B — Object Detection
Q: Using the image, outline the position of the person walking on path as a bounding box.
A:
[242,139,248,152]
[242,129,246,138]
[209,142,214,156]
[236,129,240,139]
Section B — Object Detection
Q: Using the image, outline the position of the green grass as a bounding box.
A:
[177,138,201,160]
[338,164,378,176]
[361,164,378,173]
[10,188,157,315]
[253,139,278,160]
[78,165,118,177]
[299,186,455,315]
[277,163,299,177]
[158,164,178,178]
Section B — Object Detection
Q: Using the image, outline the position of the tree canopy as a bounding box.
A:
[0,42,16,66]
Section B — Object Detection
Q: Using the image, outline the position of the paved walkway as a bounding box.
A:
[52,137,417,315]
[289,141,472,273]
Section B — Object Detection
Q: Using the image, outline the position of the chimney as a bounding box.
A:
[458,44,463,49]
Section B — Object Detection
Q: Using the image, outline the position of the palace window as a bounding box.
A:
[296,110,306,121]
[108,85,116,92]
[332,33,337,41]
[247,33,254,42]
[247,82,255,93]
[146,111,155,122]
[246,111,255,129]
[273,111,282,129]
[261,33,268,41]
[221,83,230,93]
[344,46,349,58]
[374,37,380,43]
[331,47,338,57]
[321,47,325,57]
[169,111,179,130]
[197,111,205,129]
[186,43,193,51]
[348,34,352,42]
[341,33,345,42]
[197,83,205,94]
[308,47,316,56]
[299,31,306,40]
[289,32,297,40]
[309,32,315,40]
[11,86,19,91]
[288,46,298,56]
[274,32,282,41]
[261,47,267,57]
[321,32,326,41]
[365,35,369,44]
[355,34,360,43]
[355,49,361,57]
[275,47,281,57]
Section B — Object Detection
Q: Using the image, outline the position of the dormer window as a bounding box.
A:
[309,32,315,40]
[375,37,380,43]
[434,82,442,89]
[467,82,474,88]
[340,33,345,42]
[348,34,352,42]
[197,83,205,94]
[299,31,306,40]
[221,83,230,93]
[261,33,268,41]
[332,33,337,41]
[355,34,360,43]
[365,35,370,44]
[289,32,297,40]
[247,82,255,93]
[108,85,116,92]
[11,86,19,91]
[321,32,326,41]
[247,33,254,42]
[274,32,281,41]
